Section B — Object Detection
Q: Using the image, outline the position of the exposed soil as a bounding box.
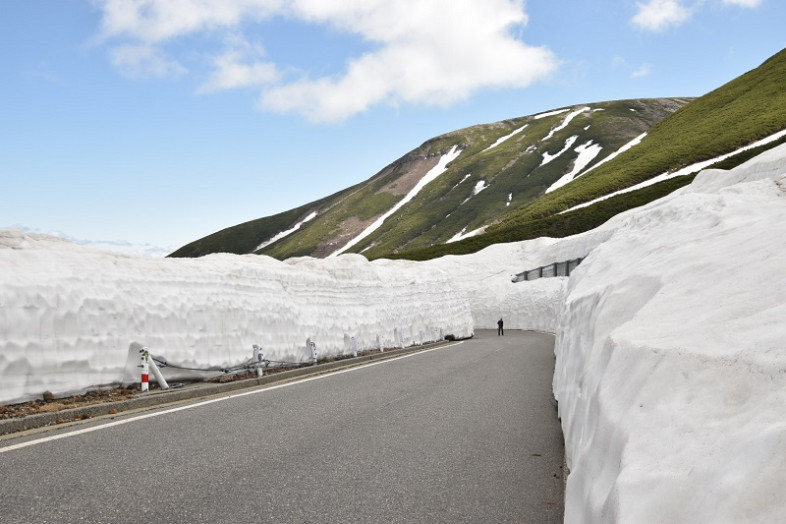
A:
[0,388,137,420]
[0,349,389,420]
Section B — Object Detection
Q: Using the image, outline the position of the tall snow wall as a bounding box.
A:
[554,143,786,523]
[0,238,473,404]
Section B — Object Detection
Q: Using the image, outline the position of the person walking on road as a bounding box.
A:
[497,318,504,336]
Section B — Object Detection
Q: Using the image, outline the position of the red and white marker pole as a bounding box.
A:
[140,348,150,392]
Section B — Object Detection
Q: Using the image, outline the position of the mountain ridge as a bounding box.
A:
[171,97,689,259]
[170,47,786,261]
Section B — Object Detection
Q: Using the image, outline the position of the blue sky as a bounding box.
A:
[2,0,784,255]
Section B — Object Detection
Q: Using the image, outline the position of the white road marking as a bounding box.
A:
[0,341,464,454]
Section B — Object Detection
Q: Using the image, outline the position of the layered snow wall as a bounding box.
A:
[0,241,472,403]
[554,142,786,523]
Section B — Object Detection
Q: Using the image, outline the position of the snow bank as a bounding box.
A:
[554,142,786,523]
[0,235,472,403]
[424,239,569,333]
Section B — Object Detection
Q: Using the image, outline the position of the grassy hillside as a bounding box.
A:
[169,187,359,257]
[486,48,786,233]
[350,98,685,259]
[385,132,786,261]
[170,47,786,262]
[172,98,682,260]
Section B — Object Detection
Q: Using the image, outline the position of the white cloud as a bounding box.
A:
[197,37,280,93]
[95,0,284,44]
[109,44,187,78]
[632,0,692,31]
[94,0,557,122]
[631,0,763,32]
[722,0,761,6]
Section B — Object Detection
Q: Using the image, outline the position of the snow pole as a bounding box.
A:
[148,356,169,390]
[253,344,264,377]
[352,336,358,358]
[139,347,150,392]
[308,338,318,365]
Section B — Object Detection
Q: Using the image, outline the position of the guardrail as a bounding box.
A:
[511,257,584,283]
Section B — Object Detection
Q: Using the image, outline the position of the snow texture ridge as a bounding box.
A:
[554,141,786,523]
[0,237,472,403]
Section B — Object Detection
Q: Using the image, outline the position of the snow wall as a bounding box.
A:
[554,143,786,523]
[0,208,589,405]
[0,243,473,404]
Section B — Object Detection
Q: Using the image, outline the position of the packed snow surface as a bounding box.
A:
[3,137,786,524]
[0,239,473,403]
[555,141,786,523]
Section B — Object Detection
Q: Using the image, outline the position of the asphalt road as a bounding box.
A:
[0,330,563,523]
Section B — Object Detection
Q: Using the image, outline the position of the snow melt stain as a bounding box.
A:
[330,145,462,257]
[256,211,318,251]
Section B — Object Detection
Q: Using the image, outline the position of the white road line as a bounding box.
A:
[0,341,464,454]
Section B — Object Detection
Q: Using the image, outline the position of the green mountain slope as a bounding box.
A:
[171,98,687,259]
[390,46,786,260]
[487,47,786,233]
[170,47,786,262]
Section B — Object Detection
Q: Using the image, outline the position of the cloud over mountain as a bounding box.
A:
[632,0,762,32]
[94,0,557,122]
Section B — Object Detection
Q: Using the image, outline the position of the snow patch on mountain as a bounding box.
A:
[542,107,590,141]
[445,226,485,244]
[256,211,318,251]
[546,140,603,193]
[541,135,578,166]
[561,128,786,214]
[330,145,462,257]
[482,124,528,152]
[533,108,570,120]
[580,132,647,177]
